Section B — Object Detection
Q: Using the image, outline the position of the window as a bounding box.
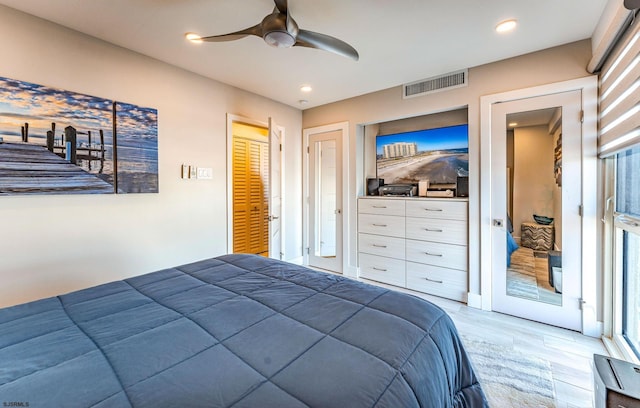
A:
[596,5,640,363]
[622,230,640,357]
[614,145,640,361]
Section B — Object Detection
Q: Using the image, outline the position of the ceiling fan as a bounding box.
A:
[624,0,640,9]
[187,0,359,61]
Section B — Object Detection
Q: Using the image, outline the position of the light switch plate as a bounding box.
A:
[181,164,189,179]
[197,167,213,179]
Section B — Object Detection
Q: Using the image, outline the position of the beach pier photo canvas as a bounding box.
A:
[0,76,158,195]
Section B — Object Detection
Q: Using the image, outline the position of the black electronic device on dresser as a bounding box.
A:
[378,184,417,197]
[456,176,469,197]
[367,178,384,196]
[593,354,640,408]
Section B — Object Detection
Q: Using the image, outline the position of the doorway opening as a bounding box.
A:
[303,122,348,274]
[231,121,270,257]
[480,77,599,335]
[227,115,284,260]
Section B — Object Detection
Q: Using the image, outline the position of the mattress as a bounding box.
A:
[0,254,487,407]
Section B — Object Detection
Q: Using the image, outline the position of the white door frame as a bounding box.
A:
[269,118,285,260]
[303,122,349,274]
[479,76,599,336]
[226,114,284,259]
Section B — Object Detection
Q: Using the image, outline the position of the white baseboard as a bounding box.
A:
[344,265,358,279]
[466,293,482,309]
[584,320,603,338]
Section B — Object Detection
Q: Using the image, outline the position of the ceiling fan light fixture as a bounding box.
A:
[264,31,296,48]
[495,19,517,33]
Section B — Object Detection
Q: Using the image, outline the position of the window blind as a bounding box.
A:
[599,14,640,157]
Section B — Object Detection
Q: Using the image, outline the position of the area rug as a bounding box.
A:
[462,335,556,407]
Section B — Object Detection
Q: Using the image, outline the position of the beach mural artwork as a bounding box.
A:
[0,76,158,195]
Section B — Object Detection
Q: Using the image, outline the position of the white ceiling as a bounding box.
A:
[0,0,607,109]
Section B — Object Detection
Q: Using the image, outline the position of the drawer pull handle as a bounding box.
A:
[372,224,388,227]
[423,228,443,232]
[423,277,444,284]
[372,205,387,208]
[424,208,443,212]
[424,252,443,257]
[373,267,387,272]
[373,244,388,248]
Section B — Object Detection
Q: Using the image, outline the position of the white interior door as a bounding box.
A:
[308,130,343,273]
[269,118,283,260]
[491,90,583,331]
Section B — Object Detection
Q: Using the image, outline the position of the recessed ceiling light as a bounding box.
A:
[185,33,203,43]
[496,19,517,33]
[508,122,518,127]
[300,85,313,93]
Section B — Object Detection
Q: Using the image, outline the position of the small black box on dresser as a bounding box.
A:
[366,178,384,196]
[456,176,469,197]
[593,354,640,408]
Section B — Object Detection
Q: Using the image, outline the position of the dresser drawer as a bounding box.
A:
[358,233,405,259]
[358,198,405,216]
[406,262,468,302]
[359,253,406,287]
[405,217,467,245]
[358,213,405,238]
[405,239,467,271]
[406,200,467,221]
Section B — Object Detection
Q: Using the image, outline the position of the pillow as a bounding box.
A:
[507,230,518,267]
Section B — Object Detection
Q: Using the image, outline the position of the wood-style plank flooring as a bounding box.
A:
[359,278,607,408]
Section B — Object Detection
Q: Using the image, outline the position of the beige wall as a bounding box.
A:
[512,125,556,240]
[0,6,303,308]
[302,39,594,299]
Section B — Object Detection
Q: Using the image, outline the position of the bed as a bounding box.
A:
[0,254,487,407]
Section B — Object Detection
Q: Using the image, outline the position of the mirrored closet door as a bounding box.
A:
[490,90,583,331]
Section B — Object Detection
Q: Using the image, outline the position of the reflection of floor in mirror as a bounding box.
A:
[507,247,562,306]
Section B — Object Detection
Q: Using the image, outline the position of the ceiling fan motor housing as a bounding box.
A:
[262,12,297,48]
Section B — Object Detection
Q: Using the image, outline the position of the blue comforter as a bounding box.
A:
[0,254,487,407]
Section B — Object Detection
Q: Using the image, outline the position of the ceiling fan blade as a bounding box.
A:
[624,0,640,9]
[200,24,263,42]
[295,29,359,61]
[274,0,288,15]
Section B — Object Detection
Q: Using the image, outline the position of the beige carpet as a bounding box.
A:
[462,335,556,407]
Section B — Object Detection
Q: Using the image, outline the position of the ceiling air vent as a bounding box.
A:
[403,69,468,99]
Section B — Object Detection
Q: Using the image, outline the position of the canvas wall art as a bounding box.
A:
[0,76,158,195]
[376,124,469,185]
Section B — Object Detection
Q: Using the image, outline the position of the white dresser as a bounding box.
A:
[358,197,469,302]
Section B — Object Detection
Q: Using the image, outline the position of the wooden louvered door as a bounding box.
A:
[232,124,269,257]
